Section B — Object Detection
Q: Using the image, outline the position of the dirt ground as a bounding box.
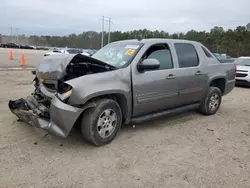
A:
[0,70,249,188]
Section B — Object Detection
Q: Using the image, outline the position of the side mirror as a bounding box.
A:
[137,59,160,72]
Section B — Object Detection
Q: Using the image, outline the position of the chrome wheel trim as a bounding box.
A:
[97,109,117,138]
[209,93,219,111]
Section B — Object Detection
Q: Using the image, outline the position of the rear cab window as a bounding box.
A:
[200,45,220,64]
[174,43,199,68]
[201,46,213,58]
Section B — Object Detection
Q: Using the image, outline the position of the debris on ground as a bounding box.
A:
[207,128,214,131]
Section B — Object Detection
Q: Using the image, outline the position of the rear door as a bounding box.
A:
[132,43,180,117]
[173,43,208,105]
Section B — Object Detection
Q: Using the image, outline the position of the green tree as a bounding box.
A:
[3,24,249,57]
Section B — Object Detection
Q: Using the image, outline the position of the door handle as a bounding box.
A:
[195,71,202,76]
[166,74,176,79]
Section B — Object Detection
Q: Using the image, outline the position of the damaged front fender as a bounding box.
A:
[8,95,95,138]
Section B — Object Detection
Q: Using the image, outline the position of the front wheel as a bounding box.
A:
[81,99,122,146]
[199,86,222,115]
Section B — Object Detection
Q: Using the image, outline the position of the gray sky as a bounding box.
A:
[0,0,249,36]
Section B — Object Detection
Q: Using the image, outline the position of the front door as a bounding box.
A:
[132,43,180,117]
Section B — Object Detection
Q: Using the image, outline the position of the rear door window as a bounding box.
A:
[174,43,199,68]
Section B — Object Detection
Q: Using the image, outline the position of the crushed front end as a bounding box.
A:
[8,94,84,138]
[8,69,83,138]
[8,54,115,138]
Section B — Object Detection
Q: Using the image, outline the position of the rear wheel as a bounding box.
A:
[81,99,122,146]
[199,86,222,115]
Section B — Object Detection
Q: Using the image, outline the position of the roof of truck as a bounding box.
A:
[112,38,201,45]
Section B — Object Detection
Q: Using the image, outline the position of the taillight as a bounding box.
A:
[234,64,237,78]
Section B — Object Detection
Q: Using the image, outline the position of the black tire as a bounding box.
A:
[199,86,222,115]
[81,99,122,146]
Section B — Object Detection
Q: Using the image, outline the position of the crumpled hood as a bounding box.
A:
[36,53,114,81]
[36,54,75,81]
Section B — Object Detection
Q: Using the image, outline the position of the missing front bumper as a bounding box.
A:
[8,96,84,138]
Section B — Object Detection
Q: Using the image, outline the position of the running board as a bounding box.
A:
[130,103,200,124]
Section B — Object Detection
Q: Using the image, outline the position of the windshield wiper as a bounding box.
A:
[100,62,118,70]
[105,64,118,70]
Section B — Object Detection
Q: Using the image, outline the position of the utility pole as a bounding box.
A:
[108,17,111,44]
[100,16,112,48]
[10,27,13,43]
[16,28,19,46]
[101,16,104,48]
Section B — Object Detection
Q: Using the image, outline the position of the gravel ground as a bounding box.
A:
[0,70,249,188]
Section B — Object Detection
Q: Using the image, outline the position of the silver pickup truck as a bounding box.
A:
[9,39,236,146]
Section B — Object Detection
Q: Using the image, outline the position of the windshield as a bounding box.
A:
[92,42,143,68]
[234,58,250,66]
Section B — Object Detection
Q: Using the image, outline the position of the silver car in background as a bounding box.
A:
[44,48,90,56]
[235,57,250,86]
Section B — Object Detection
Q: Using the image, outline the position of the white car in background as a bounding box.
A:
[235,56,250,86]
[44,48,90,56]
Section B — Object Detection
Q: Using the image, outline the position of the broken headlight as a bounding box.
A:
[57,80,73,101]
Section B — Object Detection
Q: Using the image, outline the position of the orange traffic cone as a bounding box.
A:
[9,50,14,60]
[21,54,26,66]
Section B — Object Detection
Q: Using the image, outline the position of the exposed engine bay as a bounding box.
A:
[63,54,116,81]
[9,54,116,122]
